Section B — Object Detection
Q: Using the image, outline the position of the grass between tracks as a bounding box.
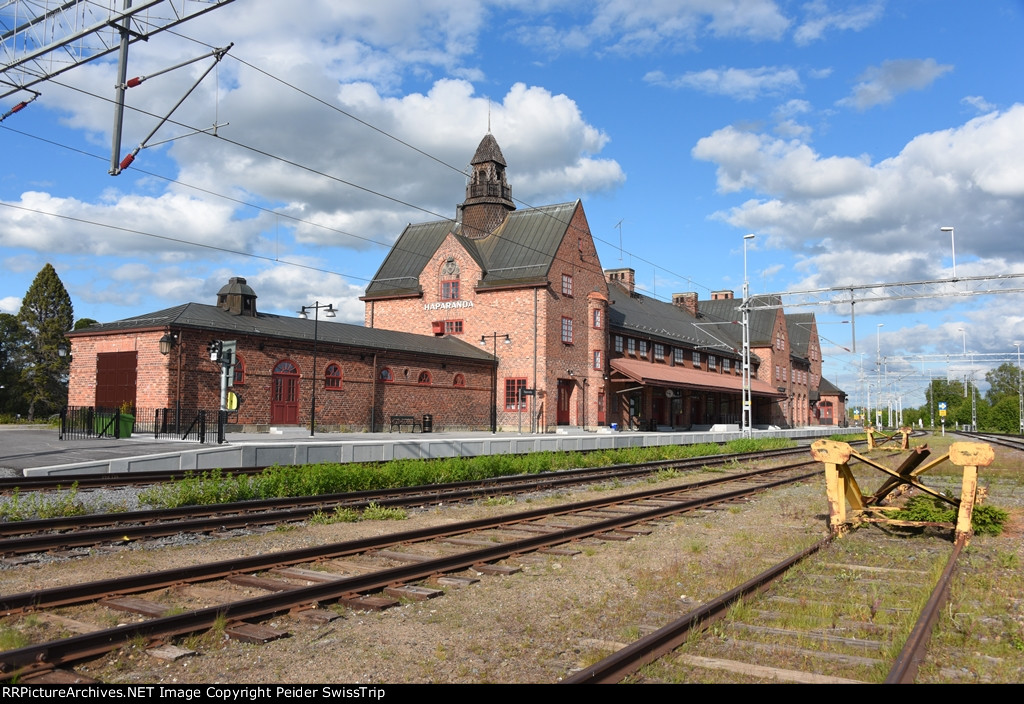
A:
[136,439,796,510]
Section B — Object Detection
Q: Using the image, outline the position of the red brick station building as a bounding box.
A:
[67,133,846,432]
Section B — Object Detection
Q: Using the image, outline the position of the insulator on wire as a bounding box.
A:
[126,77,143,88]
[1,100,32,122]
[119,153,136,170]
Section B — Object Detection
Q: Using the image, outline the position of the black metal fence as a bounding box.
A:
[59,406,223,443]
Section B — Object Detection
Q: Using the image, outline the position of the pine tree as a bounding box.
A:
[0,312,30,415]
[17,263,74,420]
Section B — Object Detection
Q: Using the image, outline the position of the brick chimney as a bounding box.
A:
[604,268,635,294]
[672,292,698,316]
[711,290,735,300]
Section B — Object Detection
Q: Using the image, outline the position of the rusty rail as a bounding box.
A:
[0,468,819,679]
[0,450,816,554]
[885,532,967,684]
[562,535,835,684]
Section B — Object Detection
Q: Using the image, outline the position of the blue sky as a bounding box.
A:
[3,0,1023,410]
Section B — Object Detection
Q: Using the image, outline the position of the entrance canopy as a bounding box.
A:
[610,358,786,398]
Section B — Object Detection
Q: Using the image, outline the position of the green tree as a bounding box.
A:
[925,379,968,423]
[17,264,74,420]
[0,312,30,415]
[73,318,99,331]
[988,395,1021,433]
[984,362,1022,404]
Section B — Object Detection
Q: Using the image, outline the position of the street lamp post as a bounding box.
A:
[742,233,755,438]
[1015,342,1023,435]
[940,226,956,278]
[876,323,883,428]
[297,301,336,436]
[480,332,511,433]
[958,327,967,397]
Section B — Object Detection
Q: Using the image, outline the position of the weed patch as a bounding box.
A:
[0,484,88,521]
[135,439,796,510]
[890,495,1008,536]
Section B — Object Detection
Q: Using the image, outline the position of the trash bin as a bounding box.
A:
[422,414,433,433]
[610,423,618,431]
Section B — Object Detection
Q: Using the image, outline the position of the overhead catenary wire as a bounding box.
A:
[4,33,715,307]
[168,29,717,296]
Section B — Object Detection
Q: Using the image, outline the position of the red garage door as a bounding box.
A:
[95,351,137,410]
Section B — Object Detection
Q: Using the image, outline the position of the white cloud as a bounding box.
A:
[0,191,265,259]
[794,1,885,45]
[0,296,21,314]
[644,66,802,101]
[6,75,623,255]
[514,0,791,55]
[838,58,953,110]
[692,105,1024,286]
[962,95,995,113]
[224,264,368,323]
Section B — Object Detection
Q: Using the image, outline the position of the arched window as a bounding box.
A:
[274,360,298,375]
[325,363,342,389]
[418,370,431,385]
[232,354,245,385]
[453,373,465,387]
[379,367,394,383]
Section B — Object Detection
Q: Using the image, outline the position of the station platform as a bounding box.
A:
[0,424,857,478]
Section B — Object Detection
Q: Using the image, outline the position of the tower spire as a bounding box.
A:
[459,133,515,239]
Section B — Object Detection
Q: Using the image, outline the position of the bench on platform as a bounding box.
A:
[389,415,421,432]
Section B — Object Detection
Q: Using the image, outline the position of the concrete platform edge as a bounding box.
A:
[22,427,858,476]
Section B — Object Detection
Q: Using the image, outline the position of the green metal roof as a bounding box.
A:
[698,295,783,347]
[69,303,496,363]
[363,202,579,298]
[607,284,744,362]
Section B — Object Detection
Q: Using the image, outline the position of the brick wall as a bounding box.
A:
[68,330,172,408]
[364,203,611,431]
[69,328,492,431]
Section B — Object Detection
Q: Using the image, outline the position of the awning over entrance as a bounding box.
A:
[610,358,787,398]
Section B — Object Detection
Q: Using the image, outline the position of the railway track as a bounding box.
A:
[0,447,811,557]
[0,462,820,682]
[565,529,966,684]
[954,430,1024,454]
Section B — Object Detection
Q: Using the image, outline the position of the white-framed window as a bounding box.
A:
[654,343,665,361]
[441,280,460,300]
[615,335,623,353]
[708,355,717,370]
[692,350,701,367]
[674,347,684,364]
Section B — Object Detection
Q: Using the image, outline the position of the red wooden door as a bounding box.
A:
[557,380,572,425]
[271,360,300,424]
[597,391,606,425]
